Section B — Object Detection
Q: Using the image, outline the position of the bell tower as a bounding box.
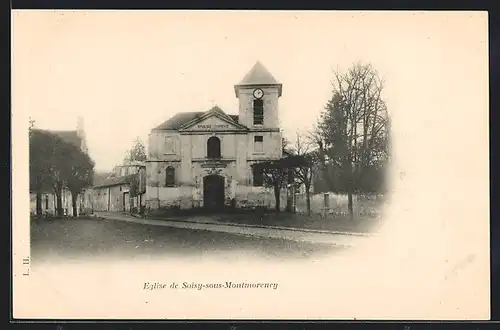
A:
[234,61,282,129]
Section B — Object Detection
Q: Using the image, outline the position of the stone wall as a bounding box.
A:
[145,161,290,211]
[145,186,195,209]
[92,184,130,212]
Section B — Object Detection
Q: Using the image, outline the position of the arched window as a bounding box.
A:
[165,166,175,187]
[207,136,221,158]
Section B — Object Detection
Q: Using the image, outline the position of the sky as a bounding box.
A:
[12,10,487,172]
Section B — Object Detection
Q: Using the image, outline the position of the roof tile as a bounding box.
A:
[93,174,136,188]
[152,107,239,131]
[237,61,280,86]
[152,112,204,130]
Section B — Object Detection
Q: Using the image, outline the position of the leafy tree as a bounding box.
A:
[29,128,54,216]
[48,136,76,216]
[315,62,390,219]
[29,130,69,216]
[125,137,147,162]
[29,128,95,217]
[60,143,95,217]
[29,119,40,215]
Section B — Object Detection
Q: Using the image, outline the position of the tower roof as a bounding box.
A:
[234,61,282,97]
[238,61,279,85]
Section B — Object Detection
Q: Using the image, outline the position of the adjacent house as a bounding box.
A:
[145,61,284,210]
[92,161,146,212]
[92,174,135,212]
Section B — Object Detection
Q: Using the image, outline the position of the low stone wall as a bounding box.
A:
[294,192,386,216]
[145,186,193,209]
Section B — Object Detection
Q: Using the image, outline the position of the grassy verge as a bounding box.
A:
[216,212,382,234]
[146,208,383,234]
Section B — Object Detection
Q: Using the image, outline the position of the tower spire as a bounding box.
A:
[234,61,282,97]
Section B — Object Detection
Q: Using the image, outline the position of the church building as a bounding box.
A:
[145,61,284,210]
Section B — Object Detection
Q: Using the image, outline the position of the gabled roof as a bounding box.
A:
[93,171,111,186]
[152,112,204,130]
[178,105,248,131]
[234,61,282,97]
[121,160,146,167]
[182,105,236,127]
[152,106,241,132]
[33,129,82,149]
[93,173,136,188]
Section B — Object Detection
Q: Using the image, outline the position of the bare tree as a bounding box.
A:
[292,130,311,156]
[317,62,390,219]
[251,154,308,213]
[289,131,318,215]
[282,136,293,154]
[251,160,288,213]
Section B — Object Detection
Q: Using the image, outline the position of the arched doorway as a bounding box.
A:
[203,175,225,210]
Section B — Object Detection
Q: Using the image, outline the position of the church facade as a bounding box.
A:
[145,61,284,210]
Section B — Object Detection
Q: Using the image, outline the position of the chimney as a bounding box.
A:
[76,116,88,154]
[77,116,85,138]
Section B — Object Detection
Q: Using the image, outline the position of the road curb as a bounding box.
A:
[122,212,375,238]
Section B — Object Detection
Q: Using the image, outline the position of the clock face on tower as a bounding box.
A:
[253,88,264,99]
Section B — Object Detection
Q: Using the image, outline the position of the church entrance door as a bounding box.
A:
[203,175,225,210]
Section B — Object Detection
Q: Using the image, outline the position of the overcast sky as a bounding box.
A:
[13,11,487,172]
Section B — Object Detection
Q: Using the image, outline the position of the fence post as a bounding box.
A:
[323,193,330,217]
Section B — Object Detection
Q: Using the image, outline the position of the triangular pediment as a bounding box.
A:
[179,108,248,132]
